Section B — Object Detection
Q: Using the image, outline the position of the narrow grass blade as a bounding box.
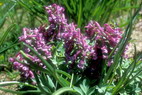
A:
[20,50,51,74]
[55,73,70,87]
[0,17,6,28]
[62,0,73,14]
[77,0,82,27]
[0,3,16,28]
[104,3,142,83]
[112,46,137,94]
[0,42,21,54]
[55,69,71,79]
[0,24,16,46]
[52,87,77,95]
[23,43,55,73]
[0,87,40,94]
[0,81,36,88]
[33,71,50,94]
[0,81,20,86]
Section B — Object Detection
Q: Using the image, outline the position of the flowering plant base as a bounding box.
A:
[9,4,126,80]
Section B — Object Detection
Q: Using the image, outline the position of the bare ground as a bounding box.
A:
[126,18,142,57]
[0,72,19,95]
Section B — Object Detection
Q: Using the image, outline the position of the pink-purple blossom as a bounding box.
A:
[85,21,126,66]
[45,4,67,25]
[9,53,34,79]
[10,26,52,79]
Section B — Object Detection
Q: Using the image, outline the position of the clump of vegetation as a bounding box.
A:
[0,0,142,95]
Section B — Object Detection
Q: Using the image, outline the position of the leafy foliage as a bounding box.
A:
[0,0,142,95]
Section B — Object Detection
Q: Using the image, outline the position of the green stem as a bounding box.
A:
[70,73,74,87]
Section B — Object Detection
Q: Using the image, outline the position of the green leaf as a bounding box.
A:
[0,3,16,28]
[80,79,89,94]
[0,17,6,28]
[62,0,73,14]
[0,81,36,88]
[55,69,71,79]
[0,42,21,54]
[56,75,70,87]
[23,43,55,73]
[74,86,84,95]
[77,0,82,27]
[33,71,50,94]
[47,75,56,90]
[104,2,142,83]
[111,46,140,94]
[0,24,16,46]
[52,87,77,95]
[87,86,96,95]
[0,87,40,94]
[0,81,20,86]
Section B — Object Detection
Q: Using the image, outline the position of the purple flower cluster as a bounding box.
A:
[9,53,34,79]
[46,4,96,69]
[10,4,127,79]
[45,4,96,69]
[45,4,67,25]
[61,23,95,69]
[19,28,52,59]
[10,27,52,79]
[85,21,123,66]
[45,4,67,41]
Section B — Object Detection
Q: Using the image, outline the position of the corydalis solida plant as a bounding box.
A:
[9,4,127,80]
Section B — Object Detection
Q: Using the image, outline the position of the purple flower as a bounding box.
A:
[13,61,22,70]
[85,21,127,66]
[12,61,34,79]
[9,58,15,63]
[10,26,52,79]
[19,27,52,59]
[77,60,85,69]
[45,4,67,25]
[45,4,68,41]
[61,23,95,69]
